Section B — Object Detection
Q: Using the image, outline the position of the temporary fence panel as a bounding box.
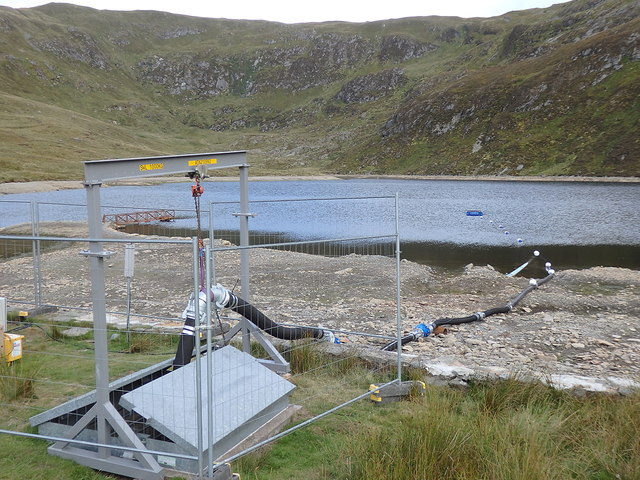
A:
[0,193,404,479]
[205,195,403,471]
[0,235,202,469]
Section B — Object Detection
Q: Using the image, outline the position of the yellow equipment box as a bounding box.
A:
[3,333,24,363]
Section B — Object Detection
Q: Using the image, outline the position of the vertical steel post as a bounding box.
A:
[395,193,402,383]
[124,243,135,344]
[205,246,214,476]
[30,201,42,305]
[239,165,251,353]
[239,165,250,299]
[208,202,217,286]
[84,181,110,455]
[192,237,204,478]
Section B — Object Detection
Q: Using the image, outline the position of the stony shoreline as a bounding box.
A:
[1,222,638,395]
[1,173,639,195]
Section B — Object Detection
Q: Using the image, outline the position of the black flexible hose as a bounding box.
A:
[225,292,324,341]
[382,271,555,352]
[172,315,196,368]
[381,333,417,351]
[483,306,512,316]
[434,314,480,327]
[172,290,326,368]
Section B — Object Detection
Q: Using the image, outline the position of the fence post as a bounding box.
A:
[239,165,251,354]
[192,236,205,477]
[30,201,42,306]
[395,193,402,383]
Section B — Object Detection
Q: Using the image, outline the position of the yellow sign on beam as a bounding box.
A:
[188,158,218,166]
[139,163,165,172]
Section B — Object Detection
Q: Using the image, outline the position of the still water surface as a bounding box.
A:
[2,179,638,271]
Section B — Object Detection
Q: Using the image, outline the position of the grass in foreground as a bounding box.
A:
[0,322,637,480]
[235,369,639,480]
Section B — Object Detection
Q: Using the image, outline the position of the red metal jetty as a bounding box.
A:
[102,209,176,228]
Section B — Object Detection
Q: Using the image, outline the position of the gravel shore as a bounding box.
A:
[1,221,638,395]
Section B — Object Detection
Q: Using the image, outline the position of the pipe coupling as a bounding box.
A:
[414,322,435,338]
[210,283,231,310]
[321,330,340,344]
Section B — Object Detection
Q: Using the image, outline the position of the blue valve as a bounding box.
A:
[414,322,435,338]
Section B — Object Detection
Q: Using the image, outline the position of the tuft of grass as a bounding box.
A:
[108,329,177,354]
[337,380,640,480]
[47,325,65,341]
[0,361,41,401]
[286,339,330,375]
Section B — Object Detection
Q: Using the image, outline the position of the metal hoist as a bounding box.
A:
[188,168,206,289]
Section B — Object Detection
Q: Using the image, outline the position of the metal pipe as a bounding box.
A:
[30,200,42,306]
[84,181,109,456]
[205,246,214,473]
[208,199,217,286]
[0,429,198,460]
[239,165,252,354]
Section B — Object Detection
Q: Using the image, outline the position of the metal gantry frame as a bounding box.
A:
[49,152,252,480]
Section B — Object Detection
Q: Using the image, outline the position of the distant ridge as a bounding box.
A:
[0,0,638,182]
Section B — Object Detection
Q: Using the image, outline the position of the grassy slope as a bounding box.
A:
[0,0,638,181]
[337,7,640,176]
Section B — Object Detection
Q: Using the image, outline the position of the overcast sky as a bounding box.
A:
[0,0,573,23]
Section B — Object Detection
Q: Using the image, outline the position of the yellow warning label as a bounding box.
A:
[188,158,218,166]
[139,163,164,171]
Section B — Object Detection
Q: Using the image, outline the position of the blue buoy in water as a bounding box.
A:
[466,210,483,216]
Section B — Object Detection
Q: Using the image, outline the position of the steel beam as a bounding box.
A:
[83,151,248,183]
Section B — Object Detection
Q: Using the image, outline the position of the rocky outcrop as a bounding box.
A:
[32,28,109,69]
[136,54,251,96]
[379,35,437,62]
[156,26,205,40]
[135,32,433,97]
[335,68,407,103]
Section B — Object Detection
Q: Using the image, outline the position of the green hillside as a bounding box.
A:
[0,0,638,182]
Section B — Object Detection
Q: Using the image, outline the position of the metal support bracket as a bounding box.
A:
[231,212,257,218]
[49,403,163,480]
[79,250,115,258]
[225,319,290,374]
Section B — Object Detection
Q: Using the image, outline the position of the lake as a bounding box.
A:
[1,178,638,272]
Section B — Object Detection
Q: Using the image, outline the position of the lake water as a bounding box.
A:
[1,178,639,272]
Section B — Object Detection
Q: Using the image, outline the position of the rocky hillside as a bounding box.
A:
[0,0,638,181]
